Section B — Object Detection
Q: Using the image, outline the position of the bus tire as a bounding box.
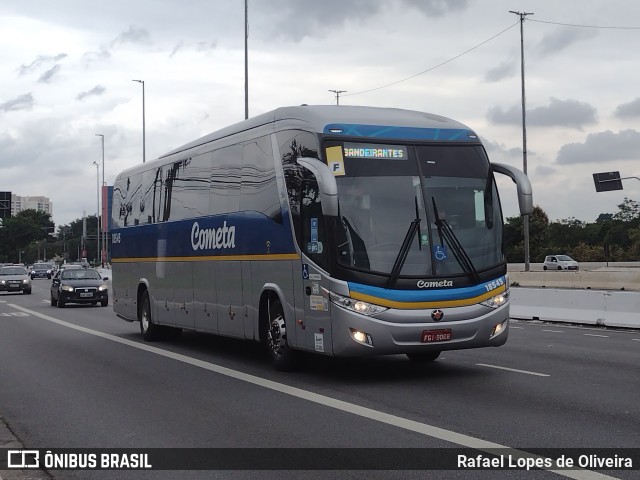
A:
[406,351,441,362]
[139,290,161,341]
[266,299,296,371]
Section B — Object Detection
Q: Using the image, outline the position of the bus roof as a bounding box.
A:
[118,105,476,178]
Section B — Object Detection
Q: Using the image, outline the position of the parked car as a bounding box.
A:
[543,255,579,271]
[50,267,109,307]
[0,265,32,294]
[30,262,54,279]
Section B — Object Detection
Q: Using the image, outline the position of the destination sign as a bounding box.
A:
[343,143,408,160]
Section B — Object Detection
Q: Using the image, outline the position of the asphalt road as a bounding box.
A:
[0,280,638,480]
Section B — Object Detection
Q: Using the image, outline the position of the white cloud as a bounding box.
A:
[487,97,598,129]
[556,129,640,164]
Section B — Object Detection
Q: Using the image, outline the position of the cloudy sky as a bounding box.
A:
[1,0,639,227]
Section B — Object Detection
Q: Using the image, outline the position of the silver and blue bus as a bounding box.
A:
[111,105,532,370]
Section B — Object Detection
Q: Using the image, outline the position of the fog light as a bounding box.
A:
[491,320,508,338]
[349,328,374,347]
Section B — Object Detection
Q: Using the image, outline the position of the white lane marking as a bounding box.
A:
[10,303,616,480]
[631,338,640,342]
[542,329,564,333]
[476,363,550,377]
[584,334,609,338]
[509,326,524,329]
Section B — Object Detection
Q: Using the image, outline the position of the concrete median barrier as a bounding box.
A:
[509,287,640,329]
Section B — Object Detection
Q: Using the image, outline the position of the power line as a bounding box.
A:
[344,21,519,98]
[529,18,640,29]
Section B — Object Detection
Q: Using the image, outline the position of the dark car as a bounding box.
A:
[31,262,54,279]
[50,267,109,307]
[0,265,32,294]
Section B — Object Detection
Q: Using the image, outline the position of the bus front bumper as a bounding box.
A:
[330,302,509,357]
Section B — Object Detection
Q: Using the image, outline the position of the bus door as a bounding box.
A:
[297,179,333,354]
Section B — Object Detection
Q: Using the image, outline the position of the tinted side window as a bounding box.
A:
[113,173,142,228]
[140,167,164,225]
[277,130,320,245]
[211,145,242,216]
[167,154,212,221]
[241,135,281,221]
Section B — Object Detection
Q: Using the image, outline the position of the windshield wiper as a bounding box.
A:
[385,217,421,289]
[432,197,480,283]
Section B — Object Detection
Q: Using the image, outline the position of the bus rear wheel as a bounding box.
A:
[406,351,441,362]
[140,290,161,341]
[266,299,296,371]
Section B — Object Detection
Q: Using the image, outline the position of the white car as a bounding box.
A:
[543,255,579,271]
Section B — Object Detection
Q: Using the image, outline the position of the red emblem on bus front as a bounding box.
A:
[431,309,444,322]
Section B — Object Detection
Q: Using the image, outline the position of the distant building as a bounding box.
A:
[11,194,53,217]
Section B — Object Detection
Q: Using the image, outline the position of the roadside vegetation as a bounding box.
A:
[505,198,640,263]
[0,211,100,265]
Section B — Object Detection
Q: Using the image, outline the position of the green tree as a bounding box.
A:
[0,209,55,263]
[613,197,640,222]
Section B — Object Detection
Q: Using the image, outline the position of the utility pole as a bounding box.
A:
[328,89,346,105]
[510,10,533,272]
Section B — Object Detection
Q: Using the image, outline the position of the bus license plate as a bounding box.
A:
[421,329,452,343]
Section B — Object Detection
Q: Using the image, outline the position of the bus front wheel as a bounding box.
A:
[266,299,296,371]
[140,290,161,341]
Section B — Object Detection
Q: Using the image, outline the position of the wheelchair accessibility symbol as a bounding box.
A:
[433,245,447,261]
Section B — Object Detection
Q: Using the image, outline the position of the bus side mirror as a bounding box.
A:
[491,163,533,215]
[296,157,339,216]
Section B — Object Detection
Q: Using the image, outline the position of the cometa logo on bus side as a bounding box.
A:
[191,221,236,251]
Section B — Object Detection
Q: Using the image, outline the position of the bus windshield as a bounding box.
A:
[331,142,503,278]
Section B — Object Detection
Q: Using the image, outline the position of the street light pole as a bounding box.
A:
[93,161,100,267]
[96,134,105,267]
[132,79,146,163]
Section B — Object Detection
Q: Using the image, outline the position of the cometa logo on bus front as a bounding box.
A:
[417,279,453,288]
[191,221,236,251]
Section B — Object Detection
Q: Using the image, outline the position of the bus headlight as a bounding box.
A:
[480,290,509,308]
[328,291,387,316]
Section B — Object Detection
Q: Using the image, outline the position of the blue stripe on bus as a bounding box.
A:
[348,276,507,303]
[323,124,476,141]
[111,212,297,259]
